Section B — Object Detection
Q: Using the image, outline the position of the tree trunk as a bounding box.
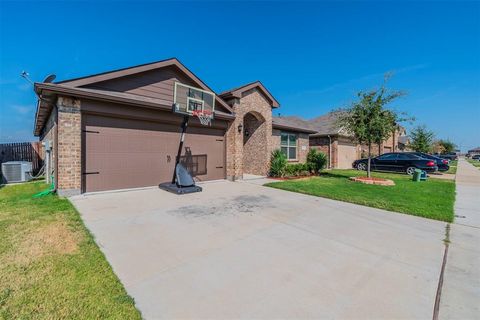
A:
[367,143,372,178]
[392,128,396,152]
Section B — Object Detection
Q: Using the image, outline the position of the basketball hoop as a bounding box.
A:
[192,110,213,126]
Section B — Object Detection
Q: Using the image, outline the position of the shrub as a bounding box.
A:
[284,163,310,177]
[306,149,328,174]
[270,149,287,177]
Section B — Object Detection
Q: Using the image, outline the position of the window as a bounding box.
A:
[398,153,420,160]
[281,132,297,160]
[377,153,397,161]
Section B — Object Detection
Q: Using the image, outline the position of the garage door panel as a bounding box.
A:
[84,115,225,192]
[337,143,358,169]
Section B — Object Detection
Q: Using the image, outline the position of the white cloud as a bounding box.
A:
[12,105,32,115]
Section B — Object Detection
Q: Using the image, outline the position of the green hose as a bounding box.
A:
[32,175,55,198]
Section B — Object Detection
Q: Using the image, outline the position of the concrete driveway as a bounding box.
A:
[71,180,446,319]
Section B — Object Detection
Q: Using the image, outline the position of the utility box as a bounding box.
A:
[1,161,33,183]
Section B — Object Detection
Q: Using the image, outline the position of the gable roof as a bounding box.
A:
[54,57,233,113]
[308,111,345,137]
[33,58,236,136]
[272,116,317,133]
[219,81,280,108]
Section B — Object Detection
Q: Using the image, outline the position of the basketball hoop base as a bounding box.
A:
[159,182,202,194]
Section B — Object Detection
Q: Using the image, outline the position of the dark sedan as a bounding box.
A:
[408,152,450,172]
[353,152,438,175]
[436,153,458,161]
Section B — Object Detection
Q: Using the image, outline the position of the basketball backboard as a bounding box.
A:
[173,82,215,118]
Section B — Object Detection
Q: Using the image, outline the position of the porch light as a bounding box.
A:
[238,123,243,133]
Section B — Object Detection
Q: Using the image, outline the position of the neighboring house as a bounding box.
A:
[468,147,480,157]
[33,58,314,195]
[275,112,408,169]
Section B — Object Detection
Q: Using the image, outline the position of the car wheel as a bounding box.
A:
[406,167,416,175]
[357,163,367,171]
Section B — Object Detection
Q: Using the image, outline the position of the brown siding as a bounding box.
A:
[84,66,232,114]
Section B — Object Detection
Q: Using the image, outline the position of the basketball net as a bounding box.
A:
[192,110,213,126]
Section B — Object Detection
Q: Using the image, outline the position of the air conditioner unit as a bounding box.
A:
[1,161,33,183]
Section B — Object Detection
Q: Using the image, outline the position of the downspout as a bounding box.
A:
[328,135,332,169]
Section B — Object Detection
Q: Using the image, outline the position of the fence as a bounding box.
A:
[0,142,43,175]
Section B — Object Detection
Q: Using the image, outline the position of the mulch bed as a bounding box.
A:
[271,175,315,181]
[349,176,395,186]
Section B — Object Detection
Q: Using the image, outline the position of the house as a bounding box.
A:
[33,58,315,195]
[468,147,480,157]
[274,112,408,169]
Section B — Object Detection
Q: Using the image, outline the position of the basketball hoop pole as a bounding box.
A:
[172,115,189,184]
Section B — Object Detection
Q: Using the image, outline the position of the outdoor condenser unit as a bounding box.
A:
[1,161,33,183]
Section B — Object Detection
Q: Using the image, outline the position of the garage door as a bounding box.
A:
[337,143,358,169]
[83,114,225,193]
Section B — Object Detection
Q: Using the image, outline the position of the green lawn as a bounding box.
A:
[0,182,141,319]
[266,170,455,222]
[446,160,458,174]
[467,159,480,169]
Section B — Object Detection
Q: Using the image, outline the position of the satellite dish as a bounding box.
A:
[43,74,56,83]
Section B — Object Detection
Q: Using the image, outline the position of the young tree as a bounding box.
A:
[437,139,456,154]
[409,126,435,153]
[337,75,408,177]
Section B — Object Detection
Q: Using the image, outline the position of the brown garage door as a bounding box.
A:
[83,114,225,193]
[337,142,358,169]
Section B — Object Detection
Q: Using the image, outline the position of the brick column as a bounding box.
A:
[56,96,82,196]
[225,98,243,181]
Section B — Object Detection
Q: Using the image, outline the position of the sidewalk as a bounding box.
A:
[439,159,480,319]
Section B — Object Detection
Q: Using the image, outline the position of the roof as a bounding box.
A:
[219,81,280,108]
[308,111,345,137]
[33,58,235,136]
[272,116,317,133]
[468,147,480,152]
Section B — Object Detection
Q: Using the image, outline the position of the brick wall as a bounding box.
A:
[56,96,82,196]
[225,88,273,178]
[309,136,335,168]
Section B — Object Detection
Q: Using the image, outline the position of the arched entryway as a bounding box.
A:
[242,111,269,175]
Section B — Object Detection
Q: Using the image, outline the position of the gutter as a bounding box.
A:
[272,123,317,134]
[34,82,236,135]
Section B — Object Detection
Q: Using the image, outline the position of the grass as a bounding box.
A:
[467,159,480,169]
[266,169,455,222]
[446,160,458,174]
[0,182,141,319]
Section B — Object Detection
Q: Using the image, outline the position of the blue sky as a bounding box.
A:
[1,1,479,151]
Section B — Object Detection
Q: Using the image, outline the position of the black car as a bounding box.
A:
[437,153,458,161]
[353,152,438,175]
[408,152,450,172]
[472,154,480,160]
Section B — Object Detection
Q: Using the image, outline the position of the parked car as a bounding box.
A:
[436,153,458,161]
[472,154,480,160]
[408,152,450,172]
[353,152,438,175]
